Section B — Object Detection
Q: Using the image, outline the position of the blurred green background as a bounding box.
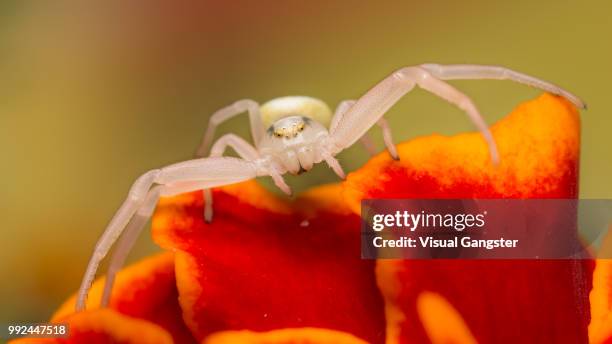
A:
[1,1,610,322]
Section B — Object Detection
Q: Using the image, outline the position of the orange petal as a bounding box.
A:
[344,94,592,343]
[590,260,612,344]
[152,182,386,343]
[53,252,197,344]
[416,292,477,344]
[9,309,172,344]
[589,226,612,344]
[203,327,369,344]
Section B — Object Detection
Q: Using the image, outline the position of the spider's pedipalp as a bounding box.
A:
[322,153,346,180]
[269,169,292,195]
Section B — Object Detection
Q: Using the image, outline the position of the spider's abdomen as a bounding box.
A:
[260,96,332,128]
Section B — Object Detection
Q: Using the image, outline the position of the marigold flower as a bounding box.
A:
[13,94,607,344]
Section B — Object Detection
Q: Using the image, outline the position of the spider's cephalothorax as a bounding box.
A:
[76,63,586,312]
[258,96,334,175]
[261,116,328,175]
[269,116,309,139]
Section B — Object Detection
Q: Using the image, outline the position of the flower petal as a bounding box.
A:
[416,292,477,344]
[344,94,592,343]
[589,260,612,344]
[9,309,172,344]
[152,183,386,343]
[202,327,369,344]
[589,226,612,344]
[53,252,197,344]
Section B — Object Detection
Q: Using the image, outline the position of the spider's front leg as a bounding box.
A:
[332,100,399,160]
[329,66,499,163]
[77,157,265,311]
[420,63,586,109]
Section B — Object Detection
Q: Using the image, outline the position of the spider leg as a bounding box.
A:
[203,134,260,222]
[101,179,236,308]
[100,184,163,307]
[358,133,378,156]
[332,100,398,159]
[329,66,499,164]
[323,153,346,179]
[420,63,586,109]
[376,117,399,160]
[330,100,356,133]
[195,99,265,157]
[76,157,262,311]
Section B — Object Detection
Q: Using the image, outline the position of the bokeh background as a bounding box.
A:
[1,0,610,322]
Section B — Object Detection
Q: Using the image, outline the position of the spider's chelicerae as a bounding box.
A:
[76,63,585,311]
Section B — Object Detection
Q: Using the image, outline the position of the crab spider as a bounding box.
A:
[76,63,585,311]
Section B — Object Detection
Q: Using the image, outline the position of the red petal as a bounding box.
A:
[52,253,197,344]
[9,309,172,344]
[152,183,386,343]
[344,94,592,343]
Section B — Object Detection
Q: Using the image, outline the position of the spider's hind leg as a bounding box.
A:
[203,134,260,222]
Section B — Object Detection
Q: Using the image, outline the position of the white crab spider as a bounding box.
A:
[75,63,585,311]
